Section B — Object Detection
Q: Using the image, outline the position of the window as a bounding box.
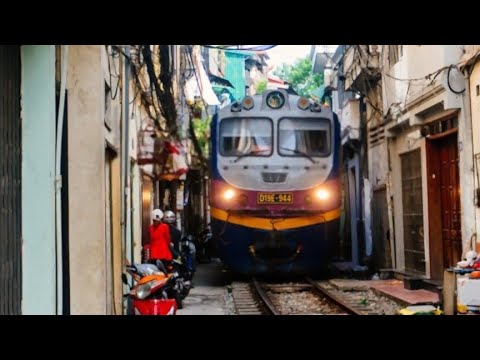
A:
[278,118,330,157]
[220,117,273,156]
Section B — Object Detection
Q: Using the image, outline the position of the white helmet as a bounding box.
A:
[152,209,164,221]
[164,210,176,224]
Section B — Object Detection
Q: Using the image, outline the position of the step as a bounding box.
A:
[379,269,437,291]
[420,279,443,294]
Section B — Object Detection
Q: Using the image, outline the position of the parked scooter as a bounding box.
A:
[123,263,178,315]
[169,236,196,302]
[179,234,197,277]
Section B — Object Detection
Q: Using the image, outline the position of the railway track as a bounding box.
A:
[231,277,384,315]
[305,278,381,315]
[230,281,266,315]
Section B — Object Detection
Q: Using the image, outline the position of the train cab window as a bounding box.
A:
[278,118,330,157]
[220,118,273,157]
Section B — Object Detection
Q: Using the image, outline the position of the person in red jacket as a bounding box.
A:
[145,209,173,269]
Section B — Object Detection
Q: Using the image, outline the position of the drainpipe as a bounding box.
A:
[121,46,131,292]
[55,45,69,315]
[125,46,134,277]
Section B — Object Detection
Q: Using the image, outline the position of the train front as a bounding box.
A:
[209,90,340,275]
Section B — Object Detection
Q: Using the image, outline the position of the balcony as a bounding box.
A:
[344,45,380,93]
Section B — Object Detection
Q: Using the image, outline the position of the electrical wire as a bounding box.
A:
[201,45,277,52]
[352,46,471,118]
[187,47,210,117]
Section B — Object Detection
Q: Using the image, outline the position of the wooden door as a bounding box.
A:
[427,129,462,280]
[439,134,462,269]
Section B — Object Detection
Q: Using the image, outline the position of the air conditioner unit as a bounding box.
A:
[341,99,361,140]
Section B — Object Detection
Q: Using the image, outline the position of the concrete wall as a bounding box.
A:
[21,45,57,314]
[367,85,389,188]
[67,45,107,314]
[368,142,389,187]
[470,62,480,250]
[131,163,143,264]
[102,46,122,151]
[382,46,453,111]
[103,46,123,315]
[458,96,476,259]
[129,116,143,264]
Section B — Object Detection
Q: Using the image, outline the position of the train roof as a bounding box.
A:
[216,89,334,117]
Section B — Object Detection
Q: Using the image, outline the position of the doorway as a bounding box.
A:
[427,124,461,280]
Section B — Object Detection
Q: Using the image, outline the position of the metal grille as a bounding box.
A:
[0,45,22,314]
[261,172,287,183]
[401,149,425,275]
[368,123,386,147]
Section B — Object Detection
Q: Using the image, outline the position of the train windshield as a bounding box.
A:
[220,118,273,156]
[278,118,330,157]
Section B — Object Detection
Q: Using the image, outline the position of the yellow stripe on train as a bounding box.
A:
[210,207,341,231]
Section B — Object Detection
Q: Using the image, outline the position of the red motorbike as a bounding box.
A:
[123,264,178,315]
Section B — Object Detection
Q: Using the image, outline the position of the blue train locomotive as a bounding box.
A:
[209,89,340,275]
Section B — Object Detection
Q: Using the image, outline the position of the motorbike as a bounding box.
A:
[123,263,178,315]
[168,236,197,303]
[196,226,213,264]
[179,234,197,278]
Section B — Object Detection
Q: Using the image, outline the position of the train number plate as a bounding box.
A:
[257,193,293,204]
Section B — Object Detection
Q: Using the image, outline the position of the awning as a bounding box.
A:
[208,72,234,88]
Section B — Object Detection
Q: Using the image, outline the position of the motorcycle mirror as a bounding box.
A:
[122,273,129,285]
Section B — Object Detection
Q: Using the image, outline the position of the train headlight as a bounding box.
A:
[266,91,285,109]
[315,189,330,201]
[223,189,236,200]
[242,96,254,110]
[297,97,310,110]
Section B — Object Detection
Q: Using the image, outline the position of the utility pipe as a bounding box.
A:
[55,45,68,315]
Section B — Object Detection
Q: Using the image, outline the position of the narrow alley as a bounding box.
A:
[1,45,479,316]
